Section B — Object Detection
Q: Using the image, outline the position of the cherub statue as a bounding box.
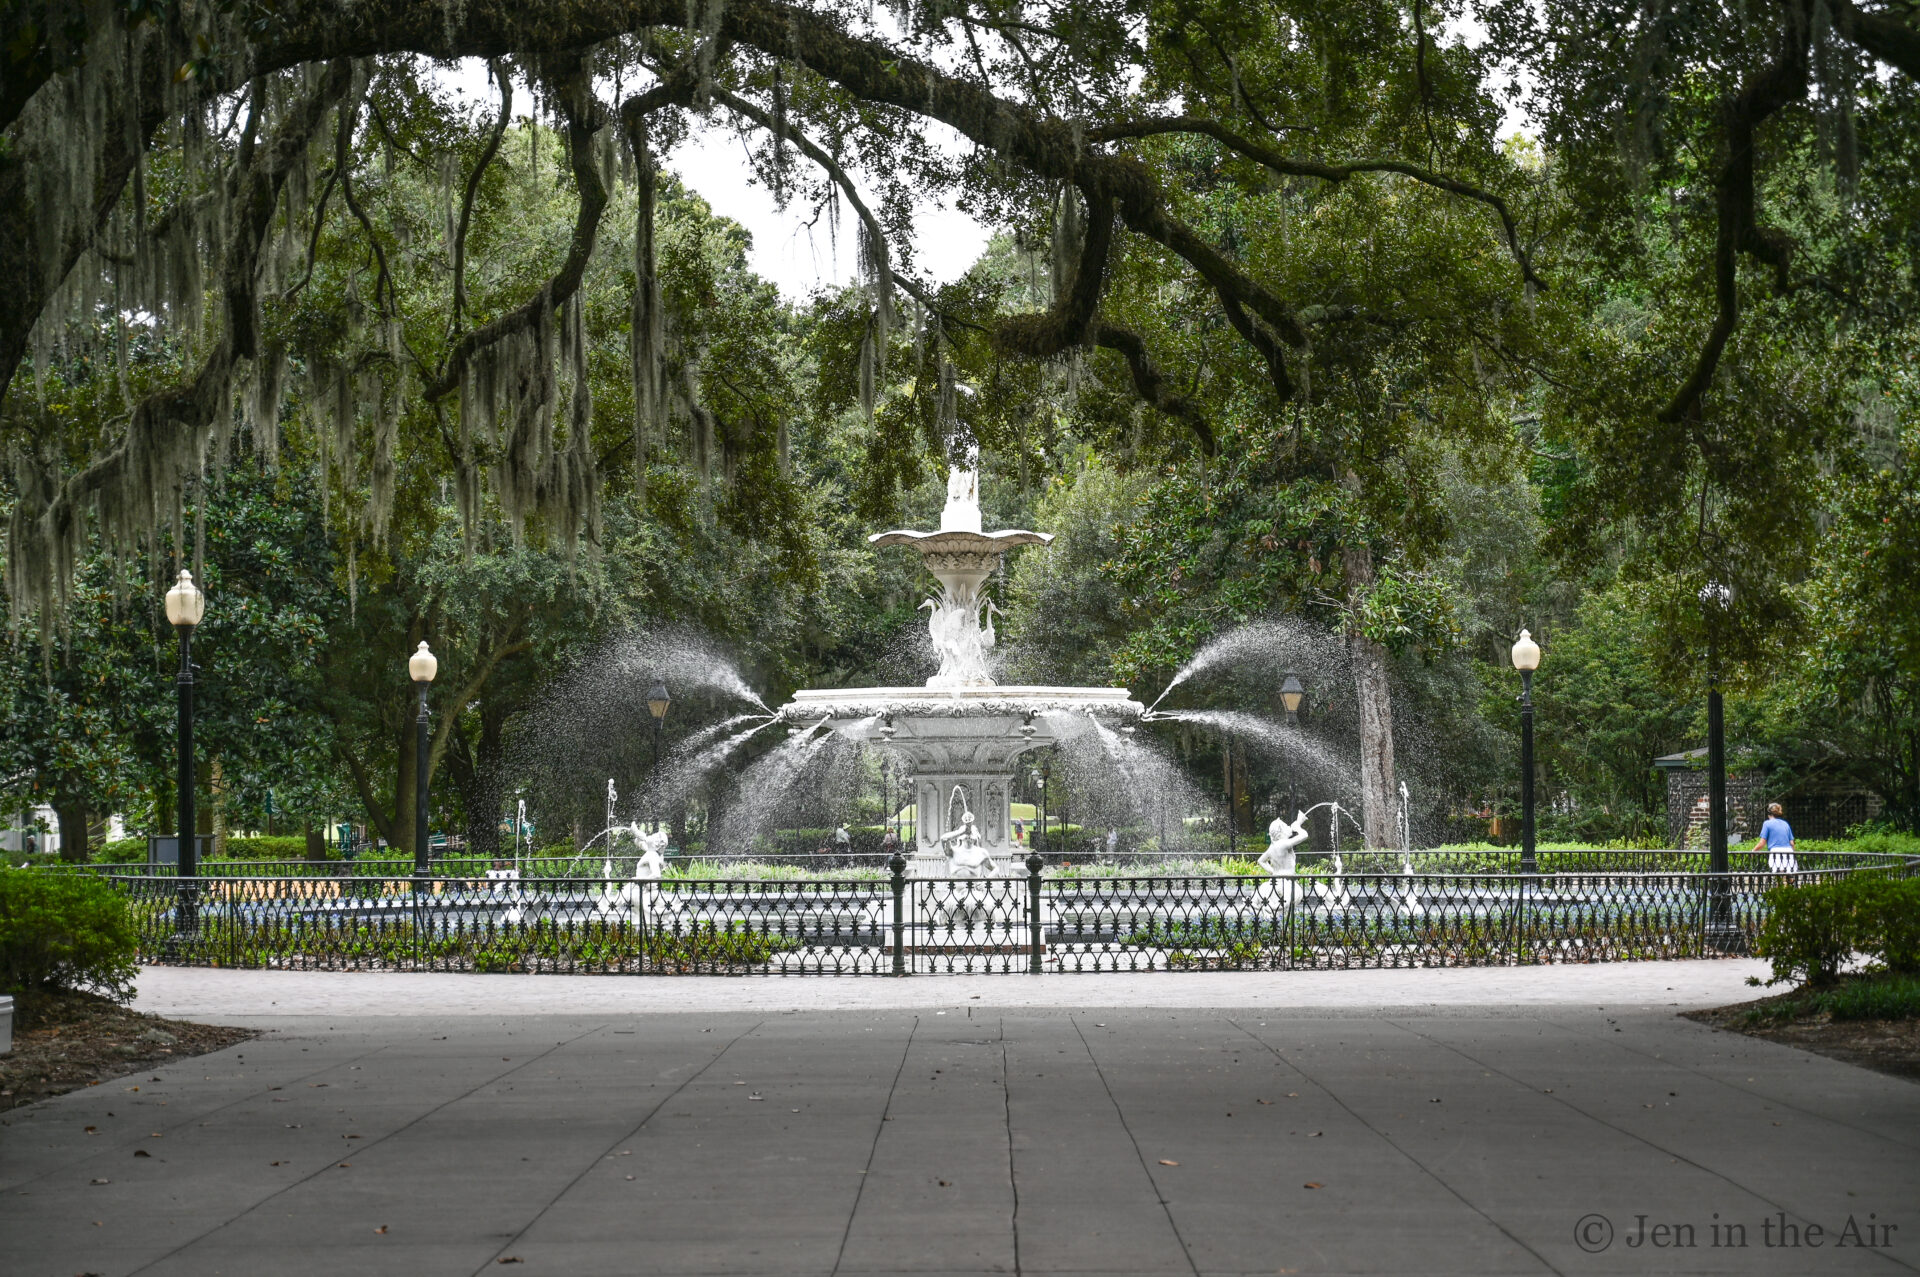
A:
[939,807,998,879]
[1259,810,1311,878]
[1255,810,1311,916]
[599,825,670,923]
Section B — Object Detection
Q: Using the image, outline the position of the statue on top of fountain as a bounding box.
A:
[869,451,1051,690]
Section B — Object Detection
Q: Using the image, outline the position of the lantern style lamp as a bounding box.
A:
[1279,672,1305,724]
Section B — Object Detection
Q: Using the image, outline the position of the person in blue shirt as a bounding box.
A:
[1755,803,1796,873]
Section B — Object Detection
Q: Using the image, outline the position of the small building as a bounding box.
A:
[1654,749,1883,847]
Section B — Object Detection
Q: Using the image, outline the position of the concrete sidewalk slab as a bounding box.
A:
[3,1001,1913,1277]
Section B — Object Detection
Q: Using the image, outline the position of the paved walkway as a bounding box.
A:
[129,957,1776,1019]
[4,965,1915,1276]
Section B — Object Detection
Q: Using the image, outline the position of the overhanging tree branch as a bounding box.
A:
[1830,0,1920,78]
[1657,1,1812,423]
[1087,114,1545,291]
[1092,323,1214,454]
[450,63,513,339]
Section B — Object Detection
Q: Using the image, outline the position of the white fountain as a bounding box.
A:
[781,457,1143,876]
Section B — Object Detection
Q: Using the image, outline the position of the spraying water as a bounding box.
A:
[1148,619,1341,711]
[707,719,839,852]
[1147,708,1349,787]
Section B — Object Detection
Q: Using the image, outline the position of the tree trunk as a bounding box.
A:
[1342,541,1399,850]
[210,756,227,857]
[304,819,327,862]
[447,707,506,862]
[55,798,89,864]
[391,716,418,855]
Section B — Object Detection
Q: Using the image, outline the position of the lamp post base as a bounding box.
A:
[1703,922,1749,956]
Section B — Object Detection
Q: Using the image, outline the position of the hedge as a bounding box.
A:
[0,871,139,1001]
[94,834,322,863]
[1756,874,1920,986]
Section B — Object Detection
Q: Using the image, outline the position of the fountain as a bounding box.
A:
[780,457,1143,876]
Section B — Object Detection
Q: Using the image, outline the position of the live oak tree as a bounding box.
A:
[5,0,1918,845]
[1498,0,1920,676]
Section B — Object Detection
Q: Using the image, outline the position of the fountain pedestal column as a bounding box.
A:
[908,770,1017,876]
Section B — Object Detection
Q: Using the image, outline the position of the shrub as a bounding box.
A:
[1821,973,1920,1021]
[1854,876,1920,975]
[1755,880,1857,987]
[219,835,310,860]
[0,872,139,1002]
[96,838,147,863]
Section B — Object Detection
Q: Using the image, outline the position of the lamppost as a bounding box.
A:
[1511,629,1542,875]
[164,570,205,934]
[1701,581,1734,945]
[647,677,670,833]
[1034,758,1050,851]
[1222,734,1236,861]
[409,641,437,889]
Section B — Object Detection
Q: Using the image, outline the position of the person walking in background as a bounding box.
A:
[1756,802,1797,873]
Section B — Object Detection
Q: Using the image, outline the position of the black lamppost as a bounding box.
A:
[409,641,438,885]
[1033,758,1050,851]
[647,677,670,831]
[1701,581,1734,944]
[1222,734,1236,861]
[164,570,206,933]
[1511,629,1541,875]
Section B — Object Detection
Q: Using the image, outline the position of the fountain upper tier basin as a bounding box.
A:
[782,686,1144,768]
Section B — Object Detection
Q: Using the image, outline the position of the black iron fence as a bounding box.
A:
[104,849,1917,976]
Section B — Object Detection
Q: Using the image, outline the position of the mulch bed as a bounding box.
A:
[1685,987,1920,1082]
[1,990,255,1114]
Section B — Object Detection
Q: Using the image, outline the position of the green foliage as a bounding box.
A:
[1817,975,1920,1022]
[1854,877,1920,976]
[1755,875,1920,988]
[1756,880,1858,987]
[1782,417,1920,831]
[1740,974,1920,1026]
[140,914,794,973]
[1526,585,1694,836]
[217,836,312,861]
[0,872,139,1001]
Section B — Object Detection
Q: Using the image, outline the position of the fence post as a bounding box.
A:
[1284,879,1295,972]
[1026,853,1045,974]
[889,852,907,977]
[1514,869,1528,966]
